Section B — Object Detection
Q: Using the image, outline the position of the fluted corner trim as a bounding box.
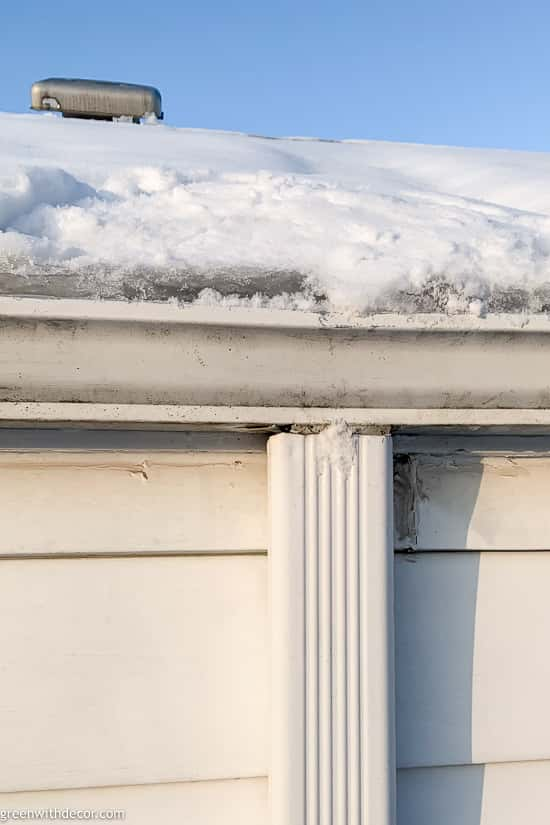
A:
[268,430,396,825]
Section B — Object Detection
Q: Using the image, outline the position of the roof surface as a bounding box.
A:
[2,112,550,314]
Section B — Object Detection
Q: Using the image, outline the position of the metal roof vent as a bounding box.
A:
[31,78,163,123]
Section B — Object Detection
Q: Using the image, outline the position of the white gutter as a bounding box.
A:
[1,296,550,417]
[0,295,549,332]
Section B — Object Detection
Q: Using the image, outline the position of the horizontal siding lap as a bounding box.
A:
[396,552,550,768]
[398,762,550,825]
[0,451,267,555]
[0,555,269,792]
[395,454,550,550]
[0,777,268,825]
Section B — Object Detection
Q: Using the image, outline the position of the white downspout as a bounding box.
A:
[269,429,396,825]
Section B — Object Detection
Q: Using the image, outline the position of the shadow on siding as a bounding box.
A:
[398,765,484,825]
[395,455,484,824]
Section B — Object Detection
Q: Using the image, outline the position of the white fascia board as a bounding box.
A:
[5,403,550,429]
[1,297,550,413]
[269,431,396,825]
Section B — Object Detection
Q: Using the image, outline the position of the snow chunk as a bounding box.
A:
[316,421,357,477]
[0,167,95,232]
[2,112,550,313]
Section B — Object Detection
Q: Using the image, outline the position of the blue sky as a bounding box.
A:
[3,0,550,151]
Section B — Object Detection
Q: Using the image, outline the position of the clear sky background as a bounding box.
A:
[3,0,550,151]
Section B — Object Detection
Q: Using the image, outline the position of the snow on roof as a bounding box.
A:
[2,111,550,314]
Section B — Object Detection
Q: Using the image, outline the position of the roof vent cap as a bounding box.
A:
[31,78,163,123]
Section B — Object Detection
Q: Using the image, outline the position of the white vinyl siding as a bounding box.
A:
[398,762,550,825]
[396,552,550,767]
[0,555,268,792]
[396,453,550,551]
[0,451,266,556]
[395,439,550,823]
[0,438,268,821]
[0,777,268,825]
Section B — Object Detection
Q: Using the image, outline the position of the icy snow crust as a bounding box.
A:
[2,112,550,314]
